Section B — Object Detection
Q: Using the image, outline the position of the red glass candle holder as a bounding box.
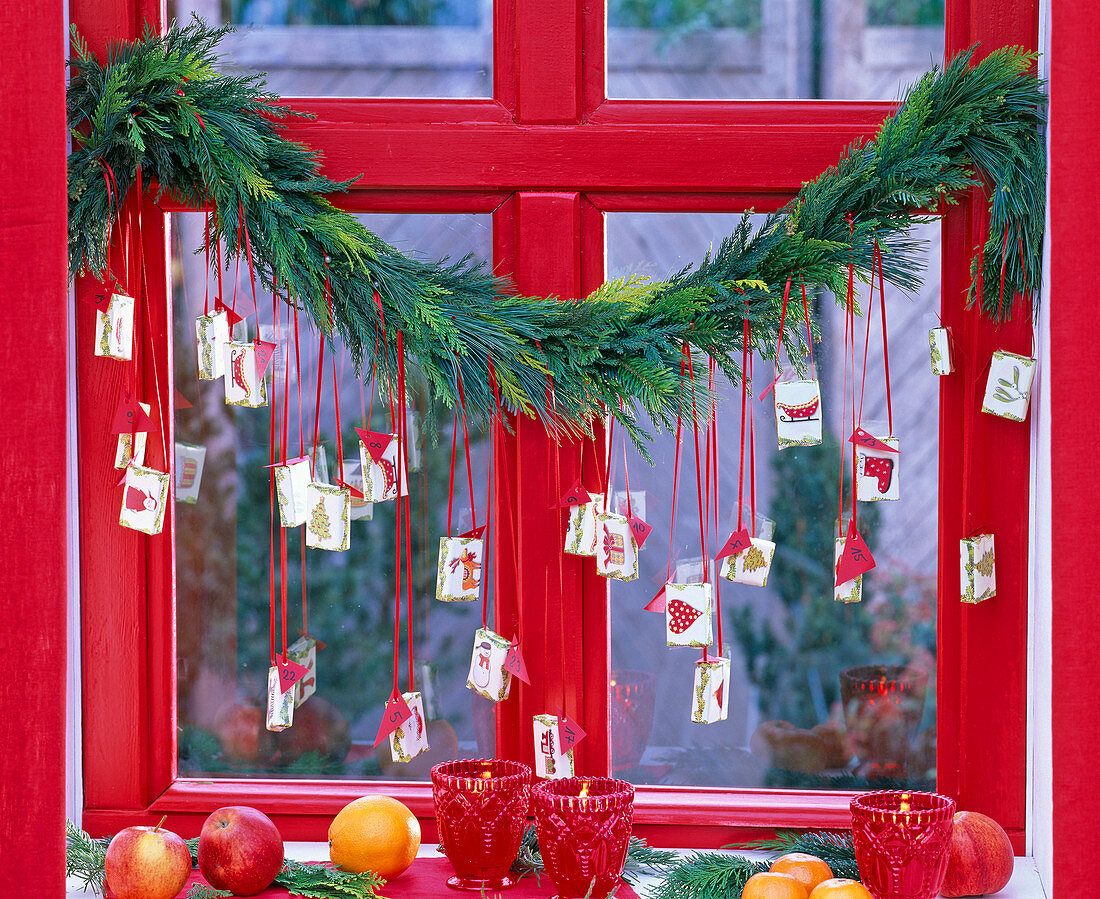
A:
[532,777,635,899]
[610,670,657,771]
[431,758,532,891]
[840,665,928,779]
[850,790,956,899]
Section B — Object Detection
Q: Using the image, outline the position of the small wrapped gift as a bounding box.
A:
[340,460,374,520]
[466,627,513,702]
[563,493,603,557]
[195,310,230,379]
[856,435,901,502]
[114,401,151,469]
[305,482,351,551]
[595,512,638,581]
[436,536,484,602]
[719,537,776,587]
[274,458,312,527]
[982,350,1037,421]
[960,533,996,604]
[774,379,822,449]
[119,464,171,535]
[95,292,135,361]
[174,442,206,504]
[928,327,953,375]
[265,665,294,732]
[532,714,575,780]
[834,536,863,604]
[389,691,430,763]
[691,656,731,724]
[665,582,713,647]
[286,635,318,707]
[224,341,268,408]
[359,433,407,502]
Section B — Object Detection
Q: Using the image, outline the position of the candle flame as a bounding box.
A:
[578,782,590,798]
[899,792,911,813]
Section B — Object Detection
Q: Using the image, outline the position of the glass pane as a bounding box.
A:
[607,0,944,100]
[607,212,938,790]
[167,0,491,98]
[174,211,495,779]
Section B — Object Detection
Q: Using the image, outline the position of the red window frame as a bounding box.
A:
[74,0,1038,850]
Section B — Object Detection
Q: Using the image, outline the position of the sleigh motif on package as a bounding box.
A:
[776,396,820,423]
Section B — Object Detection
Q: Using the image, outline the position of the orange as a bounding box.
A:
[769,853,834,892]
[807,878,874,899]
[328,795,421,879]
[741,871,809,899]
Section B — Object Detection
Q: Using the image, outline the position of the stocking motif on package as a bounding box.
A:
[665,582,713,647]
[119,464,171,535]
[286,635,318,707]
[960,534,996,604]
[532,714,575,780]
[174,442,206,504]
[563,493,603,557]
[274,458,312,527]
[265,665,294,732]
[466,627,512,702]
[436,536,484,602]
[719,537,776,587]
[928,327,953,375]
[114,401,151,469]
[692,656,731,724]
[595,512,638,581]
[305,482,351,551]
[224,341,268,407]
[195,310,230,379]
[774,379,823,449]
[856,436,901,502]
[359,433,407,502]
[389,691,430,763]
[95,292,135,361]
[834,536,863,604]
[982,351,1037,421]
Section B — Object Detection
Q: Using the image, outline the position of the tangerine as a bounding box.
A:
[807,878,874,899]
[769,853,834,892]
[741,871,809,899]
[328,795,421,879]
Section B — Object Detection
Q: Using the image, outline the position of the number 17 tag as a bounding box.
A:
[557,713,586,752]
[373,688,413,746]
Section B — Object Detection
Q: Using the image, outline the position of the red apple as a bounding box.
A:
[198,806,285,896]
[940,810,1015,897]
[213,700,276,765]
[104,818,192,899]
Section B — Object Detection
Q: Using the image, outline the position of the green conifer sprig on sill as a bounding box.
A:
[67,19,1045,451]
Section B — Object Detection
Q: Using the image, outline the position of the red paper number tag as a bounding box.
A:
[557,713,586,752]
[373,688,413,746]
[836,519,877,586]
[458,525,487,540]
[716,528,752,560]
[84,279,119,312]
[503,638,531,684]
[276,654,309,694]
[557,478,592,509]
[355,428,395,463]
[111,396,157,434]
[849,428,900,454]
[644,584,667,613]
[627,514,653,548]
[213,298,244,327]
[254,339,278,376]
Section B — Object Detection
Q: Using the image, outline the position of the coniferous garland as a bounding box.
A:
[67,19,1045,445]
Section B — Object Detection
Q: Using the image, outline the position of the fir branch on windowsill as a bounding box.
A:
[507,825,679,885]
[65,820,110,895]
[731,831,860,881]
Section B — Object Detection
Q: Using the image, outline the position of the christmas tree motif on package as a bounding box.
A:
[94,291,135,361]
[223,341,268,408]
[982,350,1037,421]
[665,582,713,647]
[305,482,350,551]
[274,458,312,527]
[174,442,206,504]
[929,327,953,375]
[691,656,731,724]
[119,464,171,535]
[436,536,484,602]
[265,664,294,732]
[563,493,603,557]
[340,460,374,521]
[532,714,575,780]
[195,310,230,380]
[114,401,151,469]
[719,537,777,587]
[595,512,638,581]
[389,691,430,763]
[358,432,407,502]
[960,533,996,603]
[466,627,513,702]
[774,379,822,449]
[286,635,318,707]
[855,435,901,502]
[834,535,863,604]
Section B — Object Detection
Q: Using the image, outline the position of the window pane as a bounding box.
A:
[607,212,938,790]
[607,0,944,100]
[167,0,491,98]
[173,211,494,780]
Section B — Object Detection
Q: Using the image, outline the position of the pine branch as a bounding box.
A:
[732,831,860,881]
[65,820,110,896]
[648,852,769,899]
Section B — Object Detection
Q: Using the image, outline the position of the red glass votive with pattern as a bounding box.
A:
[431,759,532,891]
[531,777,635,899]
[850,790,956,899]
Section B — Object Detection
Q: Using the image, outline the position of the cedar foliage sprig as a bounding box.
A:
[67,19,1045,449]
